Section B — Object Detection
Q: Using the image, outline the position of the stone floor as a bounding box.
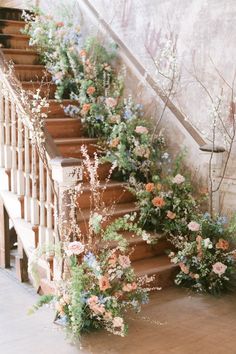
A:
[1,268,236,354]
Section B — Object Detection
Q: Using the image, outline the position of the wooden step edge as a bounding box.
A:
[54,137,98,144]
[133,255,177,276]
[0,19,25,25]
[0,33,29,39]
[14,64,45,69]
[1,48,38,54]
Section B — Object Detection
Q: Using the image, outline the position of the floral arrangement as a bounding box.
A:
[169,214,236,295]
[29,148,154,338]
[130,170,199,235]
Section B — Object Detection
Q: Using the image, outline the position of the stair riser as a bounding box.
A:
[83,162,112,182]
[57,142,98,158]
[46,119,83,138]
[77,210,137,235]
[0,9,23,21]
[130,240,172,261]
[0,21,25,34]
[0,35,30,49]
[2,51,40,65]
[15,68,50,82]
[44,101,77,118]
[149,266,178,289]
[77,186,135,209]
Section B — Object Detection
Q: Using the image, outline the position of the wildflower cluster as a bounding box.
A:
[169,214,236,295]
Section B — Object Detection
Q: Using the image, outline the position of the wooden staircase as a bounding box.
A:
[0,6,177,291]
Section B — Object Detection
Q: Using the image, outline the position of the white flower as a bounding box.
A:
[203,238,213,249]
[172,174,185,184]
[112,317,124,328]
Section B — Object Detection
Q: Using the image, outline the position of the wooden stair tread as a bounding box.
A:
[77,202,138,221]
[1,48,38,54]
[14,64,45,69]
[0,33,29,39]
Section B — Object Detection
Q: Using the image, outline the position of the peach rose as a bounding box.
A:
[145,183,155,192]
[87,295,99,306]
[104,311,113,321]
[79,49,87,57]
[216,238,229,251]
[56,22,64,27]
[108,254,117,266]
[110,138,120,148]
[82,103,91,113]
[99,276,111,291]
[135,126,148,134]
[152,196,165,208]
[122,282,137,292]
[87,86,96,95]
[166,210,176,220]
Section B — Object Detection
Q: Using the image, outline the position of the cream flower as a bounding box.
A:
[66,241,85,256]
[118,255,131,269]
[172,174,185,184]
[135,126,148,134]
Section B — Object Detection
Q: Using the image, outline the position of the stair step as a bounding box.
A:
[1,48,40,65]
[0,33,30,49]
[83,161,112,182]
[0,8,24,21]
[21,81,56,98]
[0,19,25,34]
[77,202,139,234]
[44,99,79,118]
[54,137,98,158]
[133,255,178,288]
[46,117,83,138]
[14,64,50,81]
[77,181,135,208]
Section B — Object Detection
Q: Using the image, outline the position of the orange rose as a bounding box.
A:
[87,86,96,95]
[179,262,189,274]
[152,196,165,208]
[79,49,87,57]
[82,103,91,113]
[166,210,176,220]
[216,238,229,251]
[145,183,154,192]
[99,276,111,291]
[110,138,120,148]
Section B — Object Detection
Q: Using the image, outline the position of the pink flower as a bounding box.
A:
[118,255,131,269]
[105,97,118,108]
[108,254,117,267]
[135,126,148,134]
[56,22,64,27]
[172,174,185,184]
[98,276,111,291]
[188,221,200,232]
[54,72,63,80]
[66,241,85,256]
[166,210,176,220]
[87,295,99,306]
[112,316,124,328]
[212,262,227,276]
[179,262,189,274]
[91,304,105,315]
[122,282,137,292]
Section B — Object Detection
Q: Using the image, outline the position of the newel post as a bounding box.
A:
[50,157,83,280]
[200,144,226,215]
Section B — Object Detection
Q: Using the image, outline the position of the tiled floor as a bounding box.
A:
[1,268,236,354]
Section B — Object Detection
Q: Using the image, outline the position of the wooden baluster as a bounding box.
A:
[10,101,17,193]
[16,113,24,198]
[39,158,46,246]
[24,126,31,222]
[4,92,12,170]
[46,171,54,247]
[0,82,5,168]
[30,143,39,225]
